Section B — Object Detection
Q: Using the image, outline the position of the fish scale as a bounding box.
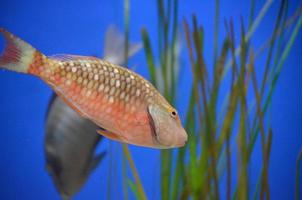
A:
[37,56,162,142]
[0,28,188,148]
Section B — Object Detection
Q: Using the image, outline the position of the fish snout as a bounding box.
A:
[174,128,188,147]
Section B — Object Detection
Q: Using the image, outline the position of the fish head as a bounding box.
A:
[148,103,188,148]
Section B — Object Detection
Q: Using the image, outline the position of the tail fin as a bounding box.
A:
[0,28,39,73]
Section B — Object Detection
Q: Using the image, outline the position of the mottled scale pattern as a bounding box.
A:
[35,56,167,144]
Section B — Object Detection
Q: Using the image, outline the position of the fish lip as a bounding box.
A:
[161,141,186,149]
[175,141,186,147]
[172,133,188,148]
[170,139,186,148]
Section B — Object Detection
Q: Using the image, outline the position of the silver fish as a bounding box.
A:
[45,95,105,199]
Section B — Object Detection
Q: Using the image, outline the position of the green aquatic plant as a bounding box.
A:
[120,0,302,199]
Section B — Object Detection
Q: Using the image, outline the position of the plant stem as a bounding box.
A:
[123,145,147,200]
[223,0,273,78]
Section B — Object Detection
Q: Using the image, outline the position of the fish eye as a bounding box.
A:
[171,110,177,118]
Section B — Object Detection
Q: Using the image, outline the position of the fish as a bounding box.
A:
[0,28,188,149]
[44,25,141,199]
[45,95,105,200]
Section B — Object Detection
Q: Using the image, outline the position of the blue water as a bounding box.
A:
[0,0,301,199]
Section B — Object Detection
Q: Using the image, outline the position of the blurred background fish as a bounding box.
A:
[44,25,142,200]
[45,96,105,200]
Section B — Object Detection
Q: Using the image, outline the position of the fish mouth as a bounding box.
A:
[174,129,188,147]
[149,119,187,148]
[174,140,186,147]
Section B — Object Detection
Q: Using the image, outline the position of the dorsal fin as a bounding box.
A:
[49,54,99,62]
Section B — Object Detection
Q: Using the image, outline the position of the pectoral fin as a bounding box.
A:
[97,129,127,143]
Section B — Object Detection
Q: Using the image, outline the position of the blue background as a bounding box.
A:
[0,0,301,199]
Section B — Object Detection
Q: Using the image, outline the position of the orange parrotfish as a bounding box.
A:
[0,28,188,149]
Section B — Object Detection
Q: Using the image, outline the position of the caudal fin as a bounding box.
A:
[0,28,39,73]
